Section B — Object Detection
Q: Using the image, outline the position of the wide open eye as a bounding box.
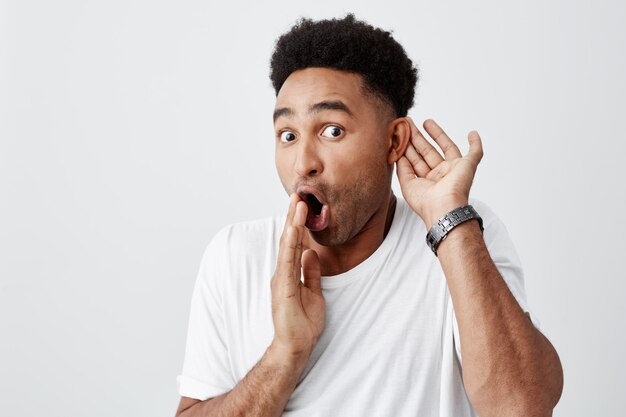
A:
[279,131,296,143]
[320,125,344,139]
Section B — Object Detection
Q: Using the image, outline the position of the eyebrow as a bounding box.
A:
[273,107,293,122]
[273,100,354,122]
[310,100,354,117]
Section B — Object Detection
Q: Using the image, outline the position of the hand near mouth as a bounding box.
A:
[270,193,326,362]
[396,118,484,230]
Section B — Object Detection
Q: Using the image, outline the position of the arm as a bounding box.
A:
[437,219,563,417]
[176,193,325,417]
[396,118,563,417]
[175,343,310,417]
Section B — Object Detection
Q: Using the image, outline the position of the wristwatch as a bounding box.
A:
[426,205,484,256]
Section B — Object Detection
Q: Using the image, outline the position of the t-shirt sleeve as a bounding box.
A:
[452,198,541,363]
[176,226,235,400]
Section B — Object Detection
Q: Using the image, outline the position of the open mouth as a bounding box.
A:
[305,193,324,216]
[298,188,330,232]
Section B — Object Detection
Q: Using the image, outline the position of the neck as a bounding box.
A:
[305,191,398,277]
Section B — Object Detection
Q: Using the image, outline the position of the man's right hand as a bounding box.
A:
[270,193,326,362]
[176,194,327,417]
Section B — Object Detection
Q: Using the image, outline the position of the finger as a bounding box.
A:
[466,130,484,166]
[285,193,301,227]
[280,193,302,246]
[396,156,417,187]
[275,225,299,296]
[405,142,431,178]
[423,119,462,159]
[293,200,307,228]
[301,249,322,296]
[276,201,306,285]
[290,201,307,277]
[407,118,444,168]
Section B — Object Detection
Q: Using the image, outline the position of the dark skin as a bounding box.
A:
[273,68,405,276]
[175,67,563,417]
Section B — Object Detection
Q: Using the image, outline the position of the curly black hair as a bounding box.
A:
[269,14,418,117]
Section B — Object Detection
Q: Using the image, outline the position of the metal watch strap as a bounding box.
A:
[426,204,484,256]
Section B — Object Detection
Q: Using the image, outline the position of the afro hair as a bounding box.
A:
[269,14,418,117]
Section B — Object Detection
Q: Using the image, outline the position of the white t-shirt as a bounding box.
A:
[176,196,539,416]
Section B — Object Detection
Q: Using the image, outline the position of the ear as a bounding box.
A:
[386,117,411,165]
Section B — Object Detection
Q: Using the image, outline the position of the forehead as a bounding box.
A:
[274,68,374,114]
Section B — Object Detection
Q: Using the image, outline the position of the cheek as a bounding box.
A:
[275,152,292,191]
[334,141,388,179]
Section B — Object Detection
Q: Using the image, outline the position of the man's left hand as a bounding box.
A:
[396,118,484,230]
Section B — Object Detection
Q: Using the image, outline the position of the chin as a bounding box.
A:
[307,227,345,247]
[307,222,357,247]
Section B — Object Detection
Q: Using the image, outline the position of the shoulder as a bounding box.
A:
[468,196,499,225]
[198,215,285,277]
[468,196,513,243]
[467,197,524,276]
[393,195,510,241]
[204,216,285,257]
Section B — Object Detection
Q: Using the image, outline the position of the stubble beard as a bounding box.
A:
[308,159,390,247]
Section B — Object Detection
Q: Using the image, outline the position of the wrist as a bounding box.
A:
[425,204,483,256]
[435,218,483,255]
[267,340,313,370]
[423,197,469,230]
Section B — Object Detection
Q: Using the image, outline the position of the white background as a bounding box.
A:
[1,0,624,416]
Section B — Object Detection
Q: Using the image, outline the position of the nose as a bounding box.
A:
[294,135,323,178]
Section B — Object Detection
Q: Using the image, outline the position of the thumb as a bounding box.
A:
[301,249,322,296]
[466,130,484,165]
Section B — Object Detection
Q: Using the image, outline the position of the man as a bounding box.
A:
[175,14,563,417]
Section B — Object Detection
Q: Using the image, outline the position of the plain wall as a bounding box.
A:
[1,0,624,416]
